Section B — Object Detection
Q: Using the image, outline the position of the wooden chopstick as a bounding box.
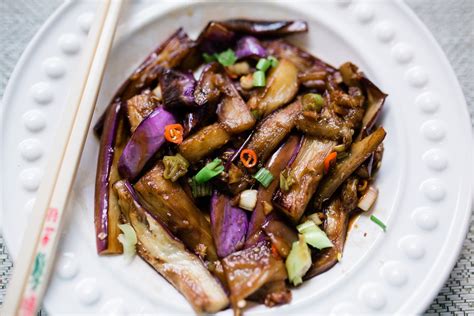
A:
[2,1,124,315]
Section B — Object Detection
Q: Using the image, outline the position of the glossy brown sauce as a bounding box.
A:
[348,210,362,233]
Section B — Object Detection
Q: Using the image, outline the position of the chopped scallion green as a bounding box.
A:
[194,158,224,184]
[370,215,387,232]
[253,168,274,188]
[253,70,266,87]
[190,178,212,197]
[285,235,312,286]
[202,53,217,63]
[256,58,272,72]
[297,220,333,249]
[333,144,346,152]
[216,49,237,67]
[268,56,279,68]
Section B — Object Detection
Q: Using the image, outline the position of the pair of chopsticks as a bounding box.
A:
[2,0,124,315]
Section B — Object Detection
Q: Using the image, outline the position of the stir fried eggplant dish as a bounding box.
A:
[94,19,387,315]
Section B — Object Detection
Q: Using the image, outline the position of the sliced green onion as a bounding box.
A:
[190,178,212,197]
[297,220,333,249]
[253,70,266,87]
[194,158,224,184]
[333,144,346,152]
[256,58,272,72]
[117,224,137,263]
[285,235,312,286]
[163,154,189,182]
[216,49,237,67]
[302,93,324,112]
[370,215,387,232]
[268,56,279,68]
[202,53,217,63]
[253,168,274,188]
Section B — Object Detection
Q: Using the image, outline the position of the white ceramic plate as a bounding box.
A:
[1,0,472,314]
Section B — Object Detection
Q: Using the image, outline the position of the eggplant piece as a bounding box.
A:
[356,77,388,140]
[296,111,353,144]
[211,192,249,258]
[246,100,302,164]
[197,21,236,54]
[125,91,158,132]
[222,240,288,314]
[159,68,197,109]
[194,62,222,106]
[183,102,217,136]
[217,72,256,134]
[114,181,228,313]
[118,107,176,180]
[179,123,231,163]
[274,138,336,222]
[249,280,291,307]
[122,28,196,101]
[134,163,218,261]
[264,39,336,73]
[247,59,299,116]
[262,216,298,258]
[194,62,255,134]
[245,135,300,247]
[341,177,360,211]
[235,36,267,59]
[221,19,308,36]
[315,127,386,206]
[95,101,128,254]
[93,29,195,135]
[305,197,349,279]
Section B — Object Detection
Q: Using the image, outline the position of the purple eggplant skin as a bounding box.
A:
[114,181,229,313]
[235,36,267,59]
[159,68,197,109]
[118,107,176,180]
[274,138,336,223]
[221,19,308,36]
[245,135,300,247]
[93,28,195,136]
[246,100,302,164]
[95,101,126,255]
[211,192,249,258]
[125,91,159,132]
[197,21,236,54]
